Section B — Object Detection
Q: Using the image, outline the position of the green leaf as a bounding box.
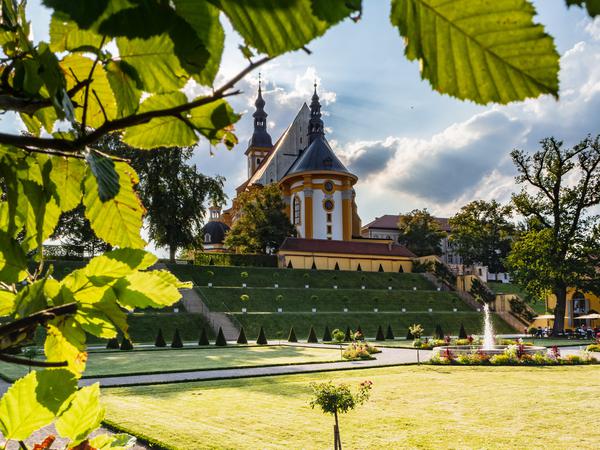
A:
[188,98,240,149]
[83,161,146,249]
[0,289,16,316]
[56,384,104,445]
[122,92,197,149]
[50,11,105,52]
[0,369,77,440]
[88,433,137,450]
[310,0,362,25]
[0,231,28,283]
[105,60,141,118]
[117,34,187,93]
[37,42,75,122]
[48,156,86,211]
[62,54,117,128]
[85,150,120,202]
[60,269,112,305]
[13,279,48,319]
[390,0,560,104]
[45,318,87,376]
[102,248,158,271]
[566,0,600,17]
[20,178,61,254]
[209,0,335,56]
[114,270,184,309]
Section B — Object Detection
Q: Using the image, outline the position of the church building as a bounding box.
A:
[205,79,416,272]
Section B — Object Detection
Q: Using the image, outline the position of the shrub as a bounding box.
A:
[344,326,352,342]
[355,326,364,340]
[155,328,166,347]
[120,337,133,351]
[198,327,209,346]
[206,270,214,277]
[587,343,600,352]
[215,327,227,346]
[307,326,318,343]
[237,327,248,344]
[240,271,249,279]
[386,325,395,340]
[405,328,413,340]
[434,324,444,340]
[458,323,467,339]
[273,272,279,279]
[171,328,184,348]
[288,327,298,342]
[342,342,380,360]
[240,294,250,302]
[195,253,277,267]
[323,326,332,342]
[106,337,120,349]
[257,326,268,345]
[331,329,345,344]
[303,273,310,279]
[275,294,284,302]
[311,295,318,303]
[375,325,385,341]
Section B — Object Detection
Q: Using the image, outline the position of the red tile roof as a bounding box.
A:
[362,214,451,232]
[279,237,416,258]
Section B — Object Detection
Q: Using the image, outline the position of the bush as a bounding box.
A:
[198,327,209,346]
[356,325,364,340]
[237,327,248,344]
[155,328,166,347]
[386,325,395,340]
[275,295,283,302]
[195,253,277,267]
[587,343,600,352]
[240,294,250,302]
[288,326,298,342]
[307,326,318,343]
[458,323,467,339]
[171,329,184,348]
[323,326,332,342]
[106,337,119,349]
[342,342,381,360]
[375,325,385,341]
[215,327,227,346]
[257,326,268,345]
[120,337,133,351]
[241,271,249,279]
[434,324,444,339]
[344,326,352,342]
[406,328,413,340]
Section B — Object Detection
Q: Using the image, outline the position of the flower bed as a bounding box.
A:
[342,342,381,361]
[431,345,598,366]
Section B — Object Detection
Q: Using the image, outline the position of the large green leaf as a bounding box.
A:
[89,433,137,450]
[0,289,16,316]
[56,384,104,445]
[85,150,120,202]
[390,0,560,104]
[566,0,600,16]
[49,11,105,52]
[105,60,141,118]
[0,231,28,283]
[13,279,49,319]
[48,155,86,211]
[310,0,362,25]
[122,92,197,149]
[188,98,240,149]
[0,369,77,440]
[114,270,186,309]
[102,248,158,270]
[45,318,87,376]
[83,161,146,249]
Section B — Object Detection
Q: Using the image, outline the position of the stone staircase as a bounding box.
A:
[179,288,239,340]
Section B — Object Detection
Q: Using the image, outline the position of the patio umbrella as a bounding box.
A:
[534,314,555,328]
[575,313,600,320]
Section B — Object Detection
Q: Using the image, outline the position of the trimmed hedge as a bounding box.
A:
[237,327,248,344]
[307,326,318,343]
[198,327,209,346]
[215,327,227,346]
[344,326,352,342]
[323,326,332,342]
[155,328,166,347]
[256,326,268,345]
[376,325,385,341]
[288,327,297,343]
[120,337,133,351]
[459,323,468,339]
[171,329,183,348]
[386,325,395,340]
[106,337,119,349]
[194,253,277,267]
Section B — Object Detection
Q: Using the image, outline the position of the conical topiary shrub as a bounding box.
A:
[215,327,227,346]
[344,326,352,342]
[120,337,133,351]
[356,325,364,340]
[198,327,209,346]
[322,326,332,342]
[106,337,119,349]
[459,323,467,339]
[406,328,414,340]
[237,327,248,344]
[155,328,166,347]
[256,326,268,345]
[307,326,318,343]
[171,328,183,348]
[288,326,298,342]
[435,324,444,340]
[386,324,395,340]
[376,325,385,341]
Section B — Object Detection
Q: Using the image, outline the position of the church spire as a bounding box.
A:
[248,73,273,149]
[308,82,324,144]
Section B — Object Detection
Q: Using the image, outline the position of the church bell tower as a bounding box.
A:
[246,74,273,178]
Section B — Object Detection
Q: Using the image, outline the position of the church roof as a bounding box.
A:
[279,237,415,258]
[201,221,230,244]
[362,215,452,233]
[285,134,350,176]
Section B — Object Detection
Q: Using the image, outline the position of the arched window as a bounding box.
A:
[293,196,302,225]
[204,233,211,243]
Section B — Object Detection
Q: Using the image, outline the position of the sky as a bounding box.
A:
[15,1,600,254]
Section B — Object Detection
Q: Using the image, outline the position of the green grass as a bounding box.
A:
[197,287,470,313]
[102,365,600,449]
[487,281,548,314]
[231,312,514,340]
[0,345,342,380]
[167,264,434,290]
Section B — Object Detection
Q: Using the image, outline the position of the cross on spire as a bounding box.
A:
[308,82,324,144]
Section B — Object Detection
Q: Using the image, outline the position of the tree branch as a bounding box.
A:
[0,56,271,152]
[0,352,67,368]
[0,79,90,115]
[0,303,77,338]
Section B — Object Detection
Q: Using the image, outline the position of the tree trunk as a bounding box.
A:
[552,286,567,336]
[334,409,342,450]
[169,245,176,263]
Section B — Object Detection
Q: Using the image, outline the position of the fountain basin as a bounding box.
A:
[433,345,547,356]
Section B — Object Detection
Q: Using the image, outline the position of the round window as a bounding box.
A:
[324,180,334,192]
[323,199,334,211]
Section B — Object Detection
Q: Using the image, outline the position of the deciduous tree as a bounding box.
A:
[397,209,446,256]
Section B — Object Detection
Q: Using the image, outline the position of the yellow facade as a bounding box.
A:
[279,251,413,273]
[531,289,600,329]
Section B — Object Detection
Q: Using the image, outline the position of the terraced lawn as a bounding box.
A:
[102,365,600,449]
[0,345,341,381]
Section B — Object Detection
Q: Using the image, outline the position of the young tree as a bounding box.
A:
[310,380,373,450]
[507,136,600,335]
[52,204,111,256]
[397,209,446,256]
[225,184,296,254]
[449,200,515,279]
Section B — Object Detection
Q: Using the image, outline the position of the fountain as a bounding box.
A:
[433,302,546,356]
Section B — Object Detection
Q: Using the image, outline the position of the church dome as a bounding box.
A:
[286,134,350,176]
[201,221,230,245]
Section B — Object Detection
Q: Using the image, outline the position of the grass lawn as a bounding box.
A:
[102,365,600,449]
[0,345,341,381]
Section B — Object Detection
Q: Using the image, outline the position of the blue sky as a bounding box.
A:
[18,1,600,254]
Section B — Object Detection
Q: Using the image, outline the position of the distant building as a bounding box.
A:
[200,205,230,253]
